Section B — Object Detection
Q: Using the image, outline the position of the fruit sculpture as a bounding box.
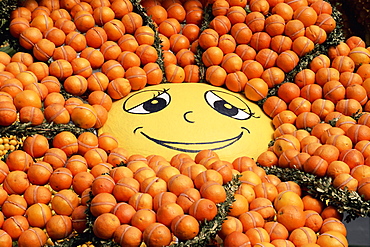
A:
[0,0,370,246]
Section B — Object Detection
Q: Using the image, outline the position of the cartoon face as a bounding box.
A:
[99,83,274,162]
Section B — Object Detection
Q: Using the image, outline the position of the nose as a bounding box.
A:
[183,111,195,123]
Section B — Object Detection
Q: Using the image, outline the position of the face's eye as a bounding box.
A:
[126,91,171,114]
[205,91,252,120]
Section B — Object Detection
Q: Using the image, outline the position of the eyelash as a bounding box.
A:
[150,88,169,100]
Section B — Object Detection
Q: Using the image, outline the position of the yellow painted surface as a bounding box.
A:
[99,83,274,162]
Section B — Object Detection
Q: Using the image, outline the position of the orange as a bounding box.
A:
[218,216,243,240]
[2,215,29,240]
[294,6,318,27]
[293,36,314,57]
[311,99,335,120]
[316,13,336,33]
[225,71,248,92]
[326,160,350,178]
[289,227,317,247]
[167,3,186,22]
[103,19,126,41]
[18,228,47,247]
[131,208,156,231]
[231,23,252,45]
[358,177,370,201]
[345,84,367,105]
[277,82,300,104]
[143,223,172,247]
[146,5,167,24]
[263,221,289,241]
[311,0,332,15]
[245,227,270,246]
[306,25,327,44]
[255,48,278,69]
[317,231,348,247]
[165,64,185,83]
[157,202,184,227]
[261,67,285,88]
[224,231,251,247]
[202,46,224,67]
[270,35,293,54]
[277,205,306,232]
[46,215,73,241]
[273,134,300,157]
[328,42,350,60]
[153,191,177,212]
[274,123,298,138]
[304,210,323,233]
[239,211,265,232]
[249,197,275,220]
[244,78,268,102]
[189,198,218,222]
[278,149,300,168]
[335,99,362,116]
[320,217,347,236]
[185,7,204,26]
[228,194,249,217]
[140,177,167,198]
[168,174,194,196]
[257,151,279,168]
[241,60,264,79]
[209,15,232,36]
[158,18,181,37]
[253,182,278,202]
[277,50,299,72]
[170,214,199,241]
[296,112,321,129]
[85,27,107,49]
[176,187,201,214]
[206,65,227,86]
[285,19,305,40]
[346,36,366,49]
[25,203,52,228]
[339,148,365,169]
[321,206,343,221]
[93,213,120,240]
[274,190,304,212]
[90,192,117,217]
[333,173,358,191]
[265,14,285,37]
[310,55,330,73]
[272,3,294,22]
[221,53,243,73]
[113,225,142,247]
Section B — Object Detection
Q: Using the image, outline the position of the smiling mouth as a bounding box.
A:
[133,127,249,153]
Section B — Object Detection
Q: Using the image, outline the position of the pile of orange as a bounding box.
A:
[0,0,369,246]
[256,36,370,201]
[0,134,349,247]
[88,150,350,247]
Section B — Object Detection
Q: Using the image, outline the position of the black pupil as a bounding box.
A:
[214,100,238,116]
[143,97,167,113]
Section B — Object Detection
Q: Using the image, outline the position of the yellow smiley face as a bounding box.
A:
[99,83,274,162]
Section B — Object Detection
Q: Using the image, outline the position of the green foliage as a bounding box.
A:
[261,165,370,222]
[195,4,214,84]
[131,0,167,83]
[0,0,23,55]
[0,122,94,140]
